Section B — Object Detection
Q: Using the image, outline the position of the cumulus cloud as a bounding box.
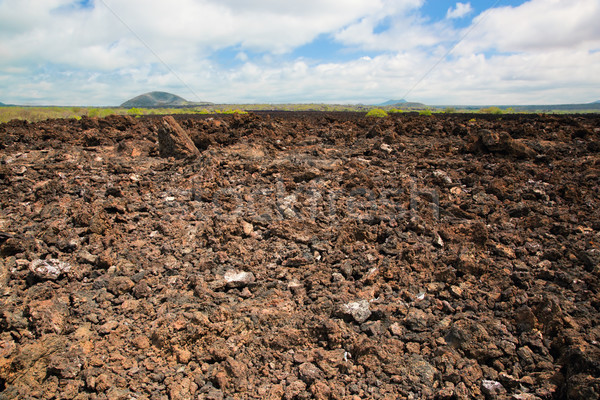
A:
[446,2,473,19]
[457,0,600,53]
[0,0,599,105]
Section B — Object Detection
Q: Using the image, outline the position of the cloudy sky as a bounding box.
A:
[1,0,599,106]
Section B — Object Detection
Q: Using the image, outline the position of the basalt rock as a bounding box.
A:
[157,115,200,159]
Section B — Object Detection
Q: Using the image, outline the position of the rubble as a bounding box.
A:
[0,111,599,398]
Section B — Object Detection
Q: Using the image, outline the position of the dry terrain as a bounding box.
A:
[1,112,599,399]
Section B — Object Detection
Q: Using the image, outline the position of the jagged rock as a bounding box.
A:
[223,270,255,288]
[157,116,200,159]
[339,300,371,323]
[481,380,506,397]
[470,129,536,159]
[28,259,71,280]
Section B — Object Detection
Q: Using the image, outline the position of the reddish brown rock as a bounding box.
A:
[0,112,599,399]
[157,115,200,159]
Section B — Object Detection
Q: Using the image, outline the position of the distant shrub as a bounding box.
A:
[219,109,248,115]
[366,108,388,118]
[419,109,433,116]
[388,108,404,114]
[444,107,456,114]
[87,108,115,118]
[127,107,143,117]
[480,106,502,115]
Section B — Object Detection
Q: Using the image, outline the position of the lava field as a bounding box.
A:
[0,112,599,399]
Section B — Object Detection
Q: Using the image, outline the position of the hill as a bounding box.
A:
[379,99,407,106]
[0,102,5,106]
[120,91,212,108]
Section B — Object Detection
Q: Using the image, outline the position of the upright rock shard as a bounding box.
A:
[157,116,200,159]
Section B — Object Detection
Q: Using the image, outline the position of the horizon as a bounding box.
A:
[1,0,599,106]
[1,95,600,108]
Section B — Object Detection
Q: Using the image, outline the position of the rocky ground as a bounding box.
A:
[0,111,599,399]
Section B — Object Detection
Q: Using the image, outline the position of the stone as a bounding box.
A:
[285,380,307,400]
[157,116,201,159]
[28,259,70,280]
[481,380,506,396]
[107,276,135,295]
[298,362,322,383]
[339,300,371,323]
[432,232,444,248]
[474,129,536,159]
[310,381,332,400]
[133,335,150,349]
[224,270,255,288]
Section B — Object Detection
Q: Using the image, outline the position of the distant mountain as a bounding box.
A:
[120,91,212,108]
[0,101,5,106]
[592,100,600,104]
[379,99,407,106]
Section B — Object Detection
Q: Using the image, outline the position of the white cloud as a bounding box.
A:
[0,0,599,105]
[457,0,600,54]
[446,2,473,19]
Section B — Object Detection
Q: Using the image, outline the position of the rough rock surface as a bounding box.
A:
[157,115,200,159]
[0,112,599,399]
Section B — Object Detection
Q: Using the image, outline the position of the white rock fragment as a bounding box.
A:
[224,270,255,288]
[340,300,371,323]
[29,259,71,280]
[380,143,393,153]
[481,380,505,396]
[432,232,444,248]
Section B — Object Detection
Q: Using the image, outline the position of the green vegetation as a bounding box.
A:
[479,106,503,114]
[0,106,213,123]
[217,109,248,115]
[126,107,144,117]
[365,108,388,118]
[87,108,115,118]
[3,102,597,124]
[0,107,90,123]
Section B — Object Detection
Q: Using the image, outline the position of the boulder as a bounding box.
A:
[157,116,200,159]
[469,129,536,159]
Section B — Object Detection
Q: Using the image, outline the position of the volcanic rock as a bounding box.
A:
[28,259,71,280]
[223,270,255,288]
[470,129,536,159]
[339,300,371,323]
[157,116,200,159]
[1,112,599,399]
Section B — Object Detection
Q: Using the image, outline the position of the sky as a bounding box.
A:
[0,0,599,106]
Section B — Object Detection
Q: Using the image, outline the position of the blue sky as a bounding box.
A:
[0,0,599,106]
